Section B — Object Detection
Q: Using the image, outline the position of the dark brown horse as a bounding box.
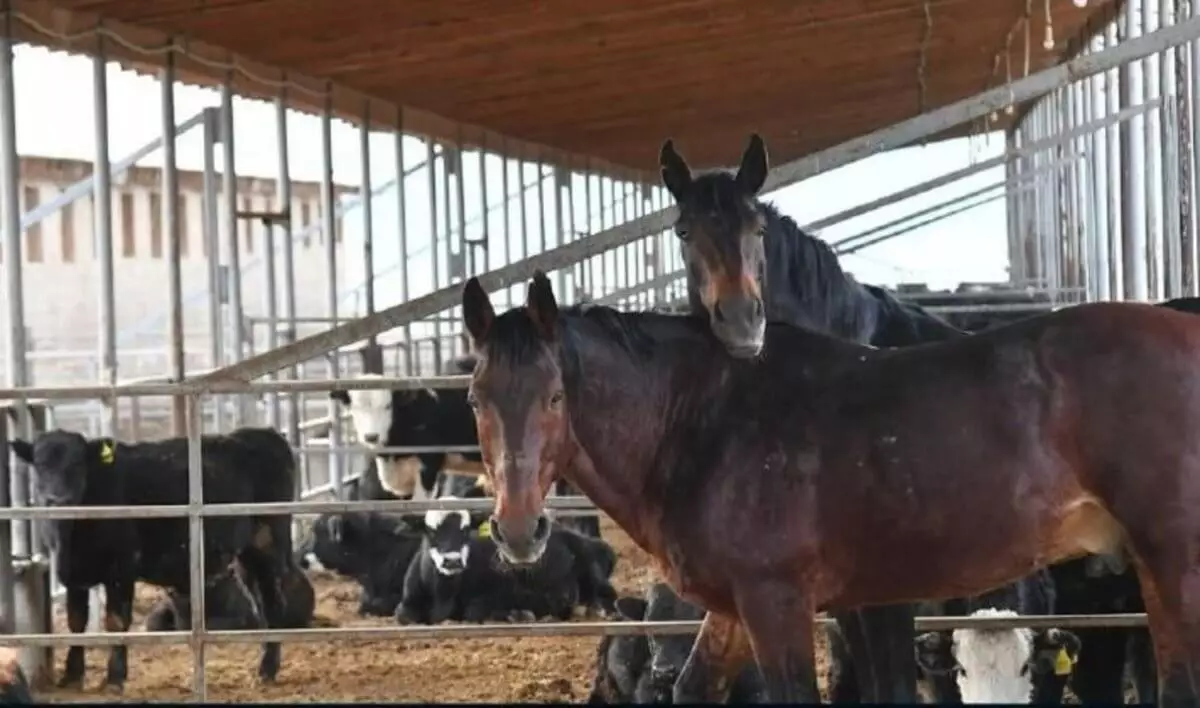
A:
[462,272,1200,705]
[661,133,964,702]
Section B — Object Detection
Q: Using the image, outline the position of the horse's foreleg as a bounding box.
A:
[672,611,754,703]
[734,582,822,703]
[832,604,919,703]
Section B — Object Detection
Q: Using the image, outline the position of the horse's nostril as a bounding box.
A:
[712,301,726,323]
[363,433,380,444]
[535,515,550,539]
[752,297,764,318]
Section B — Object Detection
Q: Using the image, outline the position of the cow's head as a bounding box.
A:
[423,501,474,576]
[329,375,395,447]
[10,429,107,507]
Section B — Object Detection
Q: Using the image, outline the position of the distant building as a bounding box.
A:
[6,155,355,385]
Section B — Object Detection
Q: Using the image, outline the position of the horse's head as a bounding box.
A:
[461,273,570,565]
[660,133,770,358]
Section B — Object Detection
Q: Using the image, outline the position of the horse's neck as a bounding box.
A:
[759,212,879,345]
[560,337,684,557]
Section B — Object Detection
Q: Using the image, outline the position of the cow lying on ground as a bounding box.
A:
[394,498,618,625]
[587,582,764,704]
[145,555,315,634]
[11,427,298,691]
[296,511,426,617]
[330,362,601,538]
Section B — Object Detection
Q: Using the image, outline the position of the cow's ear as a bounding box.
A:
[330,389,351,406]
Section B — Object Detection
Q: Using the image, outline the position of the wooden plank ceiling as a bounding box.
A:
[36,0,1112,174]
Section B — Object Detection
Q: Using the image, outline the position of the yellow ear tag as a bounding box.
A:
[99,442,114,465]
[1054,647,1073,676]
[476,520,491,539]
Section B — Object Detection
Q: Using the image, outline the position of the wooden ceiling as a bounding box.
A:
[28,0,1113,176]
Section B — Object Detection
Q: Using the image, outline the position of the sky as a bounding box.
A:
[9,44,1012,335]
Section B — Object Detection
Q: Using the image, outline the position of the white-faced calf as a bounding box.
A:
[915,608,1081,703]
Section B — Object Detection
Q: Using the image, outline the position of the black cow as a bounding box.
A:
[0,648,33,704]
[588,596,655,704]
[296,510,427,617]
[10,427,297,690]
[145,554,315,636]
[588,582,764,704]
[395,500,618,625]
[1045,556,1156,704]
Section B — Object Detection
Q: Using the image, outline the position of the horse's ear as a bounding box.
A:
[735,133,769,196]
[462,277,495,346]
[659,138,692,203]
[525,271,560,342]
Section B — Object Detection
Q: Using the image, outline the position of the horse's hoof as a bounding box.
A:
[100,681,124,695]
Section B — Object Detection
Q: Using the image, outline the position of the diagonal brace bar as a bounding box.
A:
[188,15,1200,385]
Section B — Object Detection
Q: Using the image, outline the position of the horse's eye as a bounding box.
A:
[673,224,688,241]
[548,390,565,407]
[466,394,480,410]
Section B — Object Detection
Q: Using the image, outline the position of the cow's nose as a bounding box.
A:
[363,433,380,444]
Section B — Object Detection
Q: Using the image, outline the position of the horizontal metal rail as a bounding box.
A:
[0,375,472,401]
[0,613,1150,649]
[0,495,600,520]
[295,444,482,455]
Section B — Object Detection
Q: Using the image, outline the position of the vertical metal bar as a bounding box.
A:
[270,94,288,439]
[273,91,298,493]
[427,138,442,373]
[1108,20,1125,297]
[501,139,514,310]
[584,164,594,297]
[220,77,247,421]
[1145,0,1164,299]
[536,154,550,296]
[1180,12,1198,295]
[1087,37,1112,301]
[479,133,491,275]
[0,5,37,677]
[1122,0,1150,302]
[394,115,413,374]
[517,151,530,308]
[320,93,343,496]
[1190,0,1200,294]
[360,103,376,349]
[453,134,469,356]
[184,393,206,700]
[161,53,186,437]
[1162,0,1182,297]
[201,109,223,432]
[93,43,119,437]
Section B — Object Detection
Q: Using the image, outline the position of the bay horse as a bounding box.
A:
[462,271,1200,705]
[662,133,965,702]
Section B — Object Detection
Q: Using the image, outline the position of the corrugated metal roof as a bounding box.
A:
[25,0,1113,174]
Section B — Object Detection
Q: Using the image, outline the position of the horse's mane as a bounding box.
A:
[484,304,710,369]
[861,284,967,346]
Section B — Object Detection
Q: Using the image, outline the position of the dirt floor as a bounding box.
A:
[33,516,832,703]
